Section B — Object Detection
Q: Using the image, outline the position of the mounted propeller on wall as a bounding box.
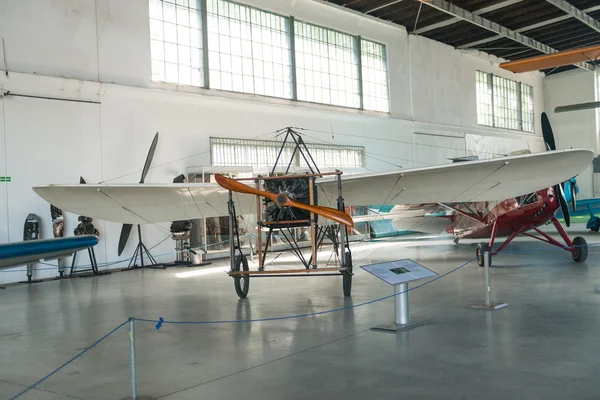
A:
[541,112,577,227]
[117,132,159,256]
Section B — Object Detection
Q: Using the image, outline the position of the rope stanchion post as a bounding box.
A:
[129,317,137,400]
[469,251,508,311]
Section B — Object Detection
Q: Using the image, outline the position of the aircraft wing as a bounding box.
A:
[32,183,256,225]
[32,149,594,225]
[316,149,594,208]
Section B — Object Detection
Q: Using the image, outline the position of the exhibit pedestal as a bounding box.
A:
[469,251,508,311]
[371,283,433,333]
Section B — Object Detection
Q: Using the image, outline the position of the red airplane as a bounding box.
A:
[387,112,587,267]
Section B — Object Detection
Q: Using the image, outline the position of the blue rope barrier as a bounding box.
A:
[9,320,129,400]
[135,258,476,327]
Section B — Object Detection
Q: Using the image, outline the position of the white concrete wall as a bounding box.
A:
[0,0,546,284]
[544,68,598,199]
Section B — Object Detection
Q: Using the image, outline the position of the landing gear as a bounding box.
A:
[587,216,600,232]
[342,251,352,297]
[476,217,588,265]
[233,255,250,298]
[571,236,588,262]
[476,243,491,267]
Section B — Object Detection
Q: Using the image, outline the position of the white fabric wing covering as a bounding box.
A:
[32,184,256,224]
[316,149,594,207]
[32,149,594,225]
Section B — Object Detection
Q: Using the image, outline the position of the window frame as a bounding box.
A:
[149,0,390,113]
[210,137,366,169]
[475,70,535,133]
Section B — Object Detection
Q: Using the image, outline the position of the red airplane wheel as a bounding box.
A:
[571,237,588,263]
[476,243,491,267]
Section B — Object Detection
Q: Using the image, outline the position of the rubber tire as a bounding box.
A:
[233,255,249,298]
[342,251,352,297]
[571,236,588,263]
[476,243,491,267]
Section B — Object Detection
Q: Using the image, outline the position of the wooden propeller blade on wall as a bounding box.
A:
[214,174,354,227]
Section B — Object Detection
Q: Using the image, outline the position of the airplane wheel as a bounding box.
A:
[476,243,491,267]
[571,237,588,263]
[342,251,352,297]
[233,254,249,298]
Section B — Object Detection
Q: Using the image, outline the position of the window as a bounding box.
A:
[294,21,360,108]
[476,71,534,133]
[148,0,390,112]
[149,0,204,87]
[211,137,365,168]
[361,39,389,112]
[206,0,293,98]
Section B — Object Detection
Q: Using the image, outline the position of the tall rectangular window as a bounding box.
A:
[206,0,293,98]
[520,83,534,133]
[148,0,391,113]
[361,39,389,113]
[294,21,360,108]
[476,71,494,127]
[149,0,204,87]
[476,71,534,133]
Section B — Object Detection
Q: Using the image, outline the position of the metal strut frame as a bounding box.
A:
[226,127,353,297]
[488,216,576,256]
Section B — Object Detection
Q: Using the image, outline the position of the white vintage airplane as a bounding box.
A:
[32,147,594,263]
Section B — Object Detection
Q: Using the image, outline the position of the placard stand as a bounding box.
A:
[371,282,433,333]
[469,251,508,310]
[362,259,437,333]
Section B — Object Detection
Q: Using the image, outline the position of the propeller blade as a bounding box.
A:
[556,183,570,228]
[570,180,577,212]
[215,174,354,227]
[140,132,159,184]
[117,133,159,256]
[117,224,133,256]
[555,101,600,114]
[541,112,556,151]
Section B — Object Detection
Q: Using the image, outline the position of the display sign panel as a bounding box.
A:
[361,259,437,286]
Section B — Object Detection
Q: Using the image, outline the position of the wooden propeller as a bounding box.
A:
[215,174,354,227]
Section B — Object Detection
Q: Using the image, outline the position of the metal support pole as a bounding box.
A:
[469,251,508,310]
[484,251,491,307]
[129,318,137,400]
[228,191,235,269]
[394,283,409,325]
[372,281,432,333]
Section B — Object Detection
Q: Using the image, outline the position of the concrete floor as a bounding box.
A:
[2,226,600,400]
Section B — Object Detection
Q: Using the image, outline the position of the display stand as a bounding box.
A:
[469,251,508,310]
[362,259,437,333]
[69,247,111,278]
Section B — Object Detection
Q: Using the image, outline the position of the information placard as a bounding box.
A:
[361,259,437,286]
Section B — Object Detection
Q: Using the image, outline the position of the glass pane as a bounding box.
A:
[205,0,291,98]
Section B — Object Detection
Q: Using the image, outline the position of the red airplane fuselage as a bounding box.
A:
[447,187,559,240]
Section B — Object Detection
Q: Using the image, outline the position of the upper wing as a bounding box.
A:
[32,183,256,224]
[33,149,594,225]
[316,149,594,208]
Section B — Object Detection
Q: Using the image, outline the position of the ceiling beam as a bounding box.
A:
[543,0,600,33]
[413,0,523,34]
[365,0,407,14]
[420,0,594,71]
[460,4,600,49]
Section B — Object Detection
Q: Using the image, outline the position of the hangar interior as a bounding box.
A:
[1,0,600,399]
